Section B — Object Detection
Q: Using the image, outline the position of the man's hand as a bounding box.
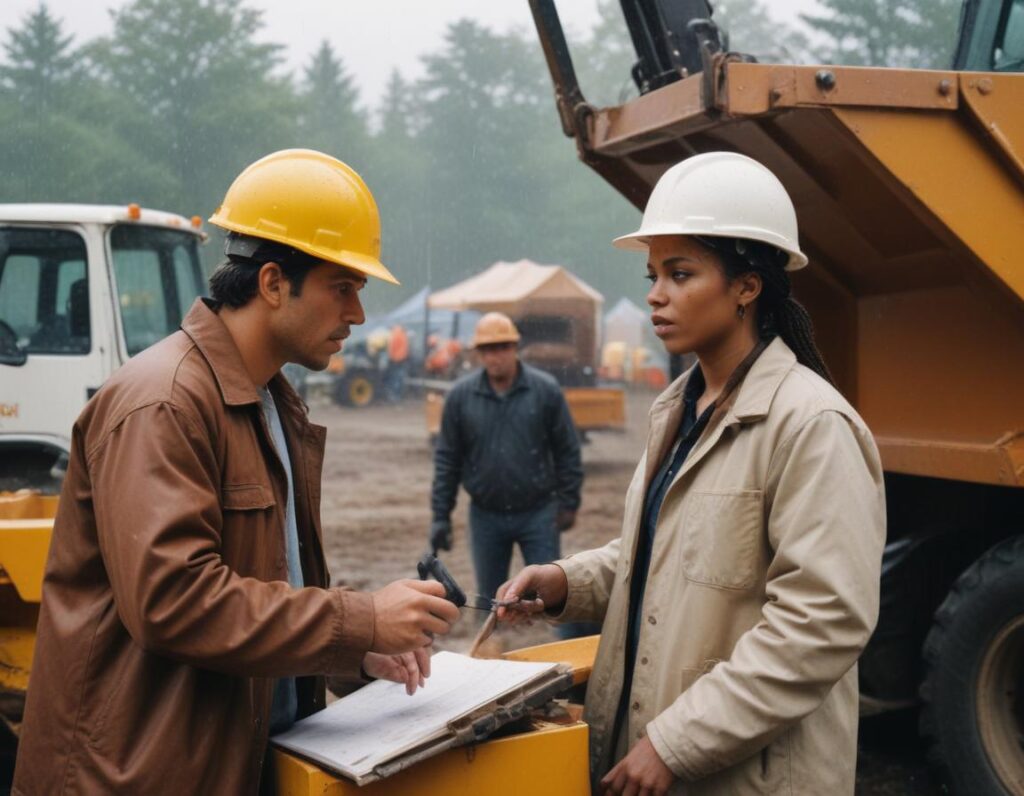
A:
[429,518,453,552]
[495,564,568,625]
[555,508,576,532]
[362,648,432,696]
[600,736,676,795]
[371,579,460,653]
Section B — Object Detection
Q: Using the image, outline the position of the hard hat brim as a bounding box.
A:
[612,228,809,271]
[209,213,400,285]
[471,333,520,349]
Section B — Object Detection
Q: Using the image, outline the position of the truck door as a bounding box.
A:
[108,224,205,359]
[0,225,108,439]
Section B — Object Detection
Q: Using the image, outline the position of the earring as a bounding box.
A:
[737,304,746,320]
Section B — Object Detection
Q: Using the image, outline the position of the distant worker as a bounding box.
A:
[426,335,464,380]
[14,149,460,794]
[385,322,410,401]
[497,153,885,795]
[429,312,583,632]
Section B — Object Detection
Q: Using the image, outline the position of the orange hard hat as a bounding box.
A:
[471,312,521,348]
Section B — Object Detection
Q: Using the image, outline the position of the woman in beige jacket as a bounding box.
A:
[498,153,886,795]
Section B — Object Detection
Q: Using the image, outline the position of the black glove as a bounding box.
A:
[555,508,577,532]
[430,518,453,552]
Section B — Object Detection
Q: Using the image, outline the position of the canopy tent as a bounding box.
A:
[429,260,604,380]
[603,297,648,348]
[428,260,603,311]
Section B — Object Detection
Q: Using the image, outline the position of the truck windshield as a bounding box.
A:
[110,225,205,356]
[0,227,90,356]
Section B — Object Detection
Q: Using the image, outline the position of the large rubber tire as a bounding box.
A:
[334,373,377,408]
[920,535,1024,795]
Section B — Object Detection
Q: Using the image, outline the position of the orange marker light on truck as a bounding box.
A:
[191,215,202,228]
[127,203,141,220]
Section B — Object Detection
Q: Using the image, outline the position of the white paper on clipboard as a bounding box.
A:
[271,651,561,784]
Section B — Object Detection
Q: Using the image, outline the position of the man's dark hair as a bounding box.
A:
[208,234,321,308]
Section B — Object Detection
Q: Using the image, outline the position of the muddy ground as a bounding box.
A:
[313,389,944,795]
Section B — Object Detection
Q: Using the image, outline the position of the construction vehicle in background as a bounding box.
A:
[325,336,388,408]
[0,203,207,760]
[528,0,1024,791]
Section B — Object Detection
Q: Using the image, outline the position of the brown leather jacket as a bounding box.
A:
[14,299,375,795]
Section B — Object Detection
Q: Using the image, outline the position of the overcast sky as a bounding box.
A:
[7,0,821,100]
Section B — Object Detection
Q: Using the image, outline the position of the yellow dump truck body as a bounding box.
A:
[567,60,1023,486]
[0,492,58,735]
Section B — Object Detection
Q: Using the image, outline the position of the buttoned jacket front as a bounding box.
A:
[556,337,886,794]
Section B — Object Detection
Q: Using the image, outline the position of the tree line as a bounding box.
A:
[0,0,960,312]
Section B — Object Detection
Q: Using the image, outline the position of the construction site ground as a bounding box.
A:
[313,388,942,795]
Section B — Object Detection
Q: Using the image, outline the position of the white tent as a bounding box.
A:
[603,297,648,348]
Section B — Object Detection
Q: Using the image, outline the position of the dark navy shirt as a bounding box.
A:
[612,367,714,750]
[630,372,713,664]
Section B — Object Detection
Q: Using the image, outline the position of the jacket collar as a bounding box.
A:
[649,336,795,424]
[181,298,262,407]
[642,337,796,485]
[725,336,797,423]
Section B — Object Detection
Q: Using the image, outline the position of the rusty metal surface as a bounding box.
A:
[958,73,1024,187]
[724,63,960,115]
[587,76,709,157]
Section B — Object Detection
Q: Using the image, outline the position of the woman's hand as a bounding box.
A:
[600,736,676,795]
[495,564,568,624]
[361,648,431,695]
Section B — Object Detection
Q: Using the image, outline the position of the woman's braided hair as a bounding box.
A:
[694,235,834,385]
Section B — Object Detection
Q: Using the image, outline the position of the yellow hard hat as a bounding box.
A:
[209,149,398,284]
[472,312,521,348]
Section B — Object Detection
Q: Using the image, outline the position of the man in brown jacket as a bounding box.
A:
[13,150,460,794]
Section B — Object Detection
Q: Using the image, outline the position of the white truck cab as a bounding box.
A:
[0,204,208,470]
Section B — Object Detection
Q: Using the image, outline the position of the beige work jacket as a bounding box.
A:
[555,337,885,794]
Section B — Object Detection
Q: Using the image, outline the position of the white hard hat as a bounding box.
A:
[613,152,808,270]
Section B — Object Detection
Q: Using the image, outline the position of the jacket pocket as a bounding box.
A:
[680,489,763,589]
[222,483,275,511]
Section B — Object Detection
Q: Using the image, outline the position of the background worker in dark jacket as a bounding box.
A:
[429,312,583,615]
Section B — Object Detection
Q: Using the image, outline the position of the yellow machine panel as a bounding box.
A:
[275,721,589,796]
